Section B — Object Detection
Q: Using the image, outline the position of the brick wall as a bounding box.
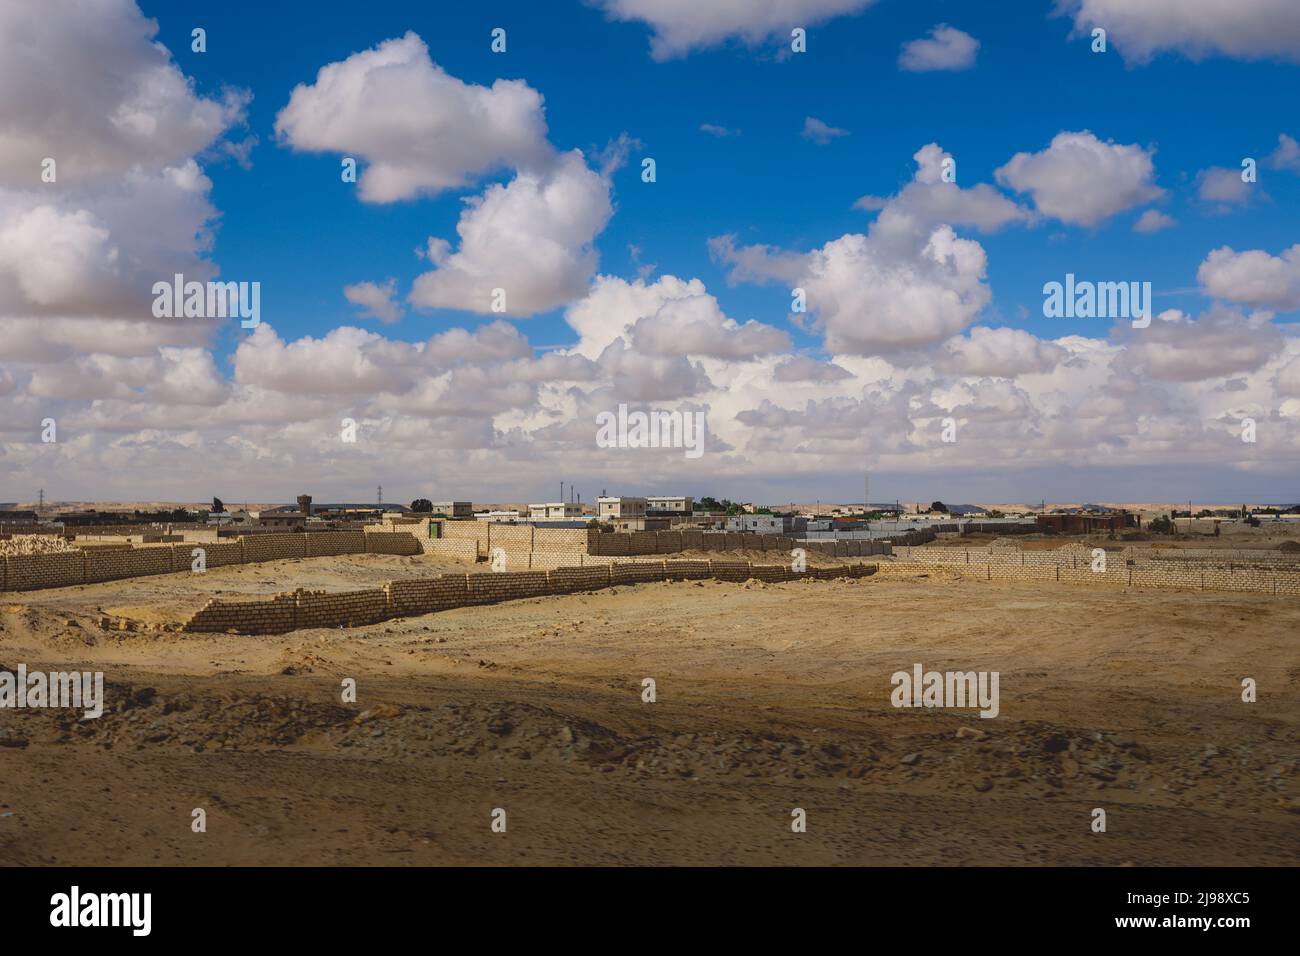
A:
[84,545,173,583]
[388,575,470,615]
[305,531,366,556]
[242,533,307,562]
[363,531,422,555]
[888,546,1300,596]
[184,593,297,634]
[547,566,612,593]
[422,538,480,562]
[181,560,880,634]
[296,588,390,628]
[466,570,550,604]
[4,551,85,589]
[664,559,710,579]
[173,540,244,569]
[611,561,666,585]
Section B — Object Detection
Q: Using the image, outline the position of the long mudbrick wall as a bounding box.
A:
[889,545,1300,597]
[182,560,880,635]
[422,524,901,570]
[0,530,421,593]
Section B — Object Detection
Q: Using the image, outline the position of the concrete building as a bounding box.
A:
[726,514,795,534]
[597,496,647,519]
[475,510,523,521]
[529,502,584,520]
[1036,512,1139,534]
[646,495,694,514]
[611,516,671,532]
[429,501,473,519]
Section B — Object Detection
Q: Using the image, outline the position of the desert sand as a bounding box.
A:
[1,551,1296,866]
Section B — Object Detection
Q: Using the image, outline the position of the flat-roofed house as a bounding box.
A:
[597,496,647,519]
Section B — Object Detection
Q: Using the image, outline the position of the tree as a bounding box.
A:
[1149,515,1174,534]
[929,501,949,514]
[212,496,224,513]
[410,499,433,513]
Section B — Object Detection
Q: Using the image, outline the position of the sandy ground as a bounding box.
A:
[0,552,1296,866]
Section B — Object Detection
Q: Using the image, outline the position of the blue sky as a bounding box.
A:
[150,0,1298,360]
[3,0,1299,506]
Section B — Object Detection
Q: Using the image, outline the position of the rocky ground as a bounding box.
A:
[1,554,1296,865]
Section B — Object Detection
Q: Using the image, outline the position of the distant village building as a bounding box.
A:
[597,496,647,519]
[725,515,795,534]
[475,510,524,522]
[646,495,694,514]
[429,501,473,519]
[1035,512,1138,534]
[529,502,585,520]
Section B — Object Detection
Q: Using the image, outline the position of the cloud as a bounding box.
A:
[731,225,992,356]
[0,0,247,184]
[995,131,1164,227]
[424,321,534,364]
[1133,209,1176,233]
[0,1,245,325]
[564,273,786,361]
[343,279,404,324]
[713,143,1025,356]
[1058,0,1300,64]
[1113,306,1283,381]
[1266,133,1300,172]
[700,123,739,138]
[772,356,853,382]
[233,324,424,396]
[408,150,613,317]
[1196,166,1252,206]
[591,0,878,60]
[1198,244,1300,310]
[274,32,551,203]
[899,24,979,71]
[865,143,1032,237]
[802,116,849,144]
[935,327,1069,378]
[628,292,790,359]
[1275,353,1300,396]
[595,340,714,400]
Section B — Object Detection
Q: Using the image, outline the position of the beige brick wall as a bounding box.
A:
[181,560,880,634]
[4,551,85,589]
[297,588,389,628]
[363,531,421,555]
[242,533,307,562]
[305,531,366,556]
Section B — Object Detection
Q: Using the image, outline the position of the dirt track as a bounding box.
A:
[1,554,1296,865]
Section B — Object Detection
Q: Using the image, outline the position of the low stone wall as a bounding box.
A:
[181,560,879,635]
[1,531,422,593]
[889,545,1300,596]
[363,531,423,555]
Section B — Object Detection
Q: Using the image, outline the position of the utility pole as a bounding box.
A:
[377,485,382,507]
[38,488,44,516]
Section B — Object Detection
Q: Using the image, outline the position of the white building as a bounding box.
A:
[597,496,647,519]
[475,510,523,522]
[430,501,473,518]
[529,502,584,519]
[646,495,694,514]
